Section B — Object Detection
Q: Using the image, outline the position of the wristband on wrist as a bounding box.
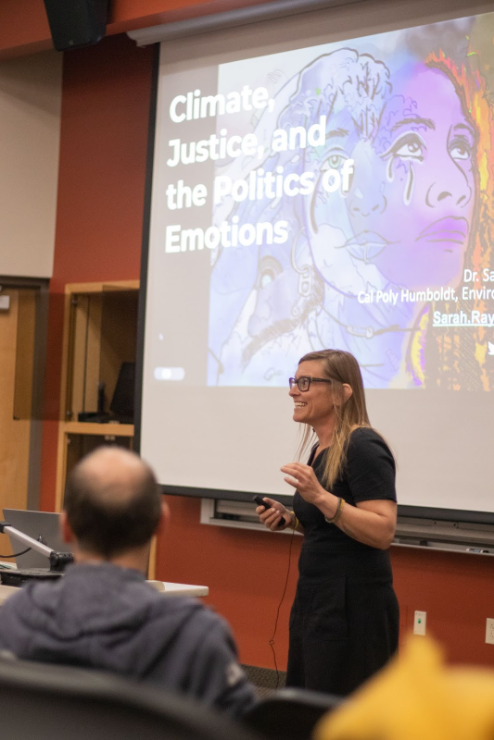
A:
[324,497,345,524]
[290,513,300,531]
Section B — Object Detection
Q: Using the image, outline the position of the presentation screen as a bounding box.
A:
[140,6,494,519]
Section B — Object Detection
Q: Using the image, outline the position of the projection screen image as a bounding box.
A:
[206,24,494,390]
[142,9,494,514]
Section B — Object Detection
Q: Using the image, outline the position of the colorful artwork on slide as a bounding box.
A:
[205,13,494,389]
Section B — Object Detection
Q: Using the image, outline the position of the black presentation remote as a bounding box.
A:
[253,495,286,526]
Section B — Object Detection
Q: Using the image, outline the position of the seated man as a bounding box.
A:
[0,447,257,718]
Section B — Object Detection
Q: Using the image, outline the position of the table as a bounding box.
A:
[0,579,208,606]
[146,581,209,597]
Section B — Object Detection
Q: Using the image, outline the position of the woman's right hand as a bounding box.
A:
[256,497,293,532]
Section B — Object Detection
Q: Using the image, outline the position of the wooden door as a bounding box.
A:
[0,288,34,558]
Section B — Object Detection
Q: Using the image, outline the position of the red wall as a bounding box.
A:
[40,33,494,671]
[0,0,270,59]
[39,34,153,512]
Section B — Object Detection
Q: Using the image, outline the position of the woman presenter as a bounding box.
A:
[256,349,399,695]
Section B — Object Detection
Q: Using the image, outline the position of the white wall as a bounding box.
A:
[0,50,62,278]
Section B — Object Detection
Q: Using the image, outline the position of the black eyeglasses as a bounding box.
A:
[289,376,333,392]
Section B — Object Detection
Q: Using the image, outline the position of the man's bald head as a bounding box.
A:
[64,447,161,558]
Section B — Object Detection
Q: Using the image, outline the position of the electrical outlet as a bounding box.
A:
[485,618,494,644]
[413,610,427,636]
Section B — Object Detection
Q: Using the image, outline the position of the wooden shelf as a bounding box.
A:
[64,422,134,437]
[53,280,157,576]
[55,281,139,511]
[64,280,139,295]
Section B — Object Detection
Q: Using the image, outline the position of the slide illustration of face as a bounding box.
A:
[247,104,365,347]
[347,63,477,290]
[307,106,367,294]
[296,52,393,299]
[242,98,384,351]
[209,49,395,386]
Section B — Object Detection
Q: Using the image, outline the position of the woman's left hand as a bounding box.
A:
[281,462,326,505]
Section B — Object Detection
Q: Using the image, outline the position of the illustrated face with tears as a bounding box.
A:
[347,63,477,292]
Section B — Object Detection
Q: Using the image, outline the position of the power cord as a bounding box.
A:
[0,548,31,560]
[268,527,296,688]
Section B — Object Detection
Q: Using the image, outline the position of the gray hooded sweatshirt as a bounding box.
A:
[0,562,257,718]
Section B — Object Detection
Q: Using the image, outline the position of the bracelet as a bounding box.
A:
[324,497,345,524]
[290,513,300,531]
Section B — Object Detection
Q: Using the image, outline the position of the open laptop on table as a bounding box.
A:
[1,509,74,586]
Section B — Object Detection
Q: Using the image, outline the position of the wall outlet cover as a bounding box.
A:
[413,610,427,636]
[485,618,494,644]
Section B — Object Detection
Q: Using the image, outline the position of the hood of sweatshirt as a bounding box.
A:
[0,563,210,678]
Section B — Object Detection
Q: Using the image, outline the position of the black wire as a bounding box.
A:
[0,547,31,559]
[268,527,296,689]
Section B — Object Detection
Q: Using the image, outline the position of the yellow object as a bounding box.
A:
[315,635,494,740]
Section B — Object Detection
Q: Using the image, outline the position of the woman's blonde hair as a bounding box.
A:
[297,349,370,487]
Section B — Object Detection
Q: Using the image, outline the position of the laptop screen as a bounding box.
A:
[2,509,73,570]
[110,361,135,422]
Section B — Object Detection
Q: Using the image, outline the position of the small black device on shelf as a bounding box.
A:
[78,362,135,424]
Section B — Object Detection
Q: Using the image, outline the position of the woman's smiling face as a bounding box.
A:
[289,360,336,427]
[346,64,477,290]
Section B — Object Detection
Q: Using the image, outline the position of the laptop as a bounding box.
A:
[2,509,73,577]
[109,361,135,424]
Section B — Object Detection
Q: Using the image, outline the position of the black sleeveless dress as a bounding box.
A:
[287,427,399,696]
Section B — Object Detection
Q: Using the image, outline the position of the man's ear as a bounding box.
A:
[60,511,74,544]
[155,499,170,537]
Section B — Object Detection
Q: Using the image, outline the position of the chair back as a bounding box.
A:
[0,654,260,740]
[243,687,343,740]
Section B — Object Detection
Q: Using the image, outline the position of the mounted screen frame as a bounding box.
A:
[135,0,494,537]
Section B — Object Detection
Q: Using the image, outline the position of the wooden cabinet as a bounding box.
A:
[55,280,159,577]
[55,281,139,511]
